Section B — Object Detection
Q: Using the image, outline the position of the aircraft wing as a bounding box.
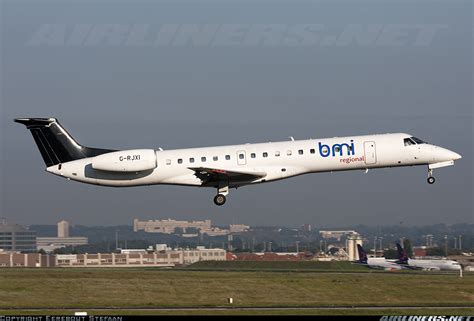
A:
[189,167,267,186]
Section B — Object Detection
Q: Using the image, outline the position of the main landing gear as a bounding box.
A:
[427,168,436,184]
[214,194,226,206]
[213,184,229,206]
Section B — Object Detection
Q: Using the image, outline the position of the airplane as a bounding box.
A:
[14,117,462,206]
[395,243,461,271]
[353,244,404,270]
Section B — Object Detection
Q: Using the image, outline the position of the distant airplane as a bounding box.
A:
[354,244,404,270]
[15,117,462,206]
[395,243,461,271]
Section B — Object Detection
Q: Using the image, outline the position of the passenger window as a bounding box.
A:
[225,155,231,160]
[189,158,195,163]
[201,157,206,162]
[287,150,292,156]
[213,156,218,161]
[310,149,315,154]
[251,153,256,158]
[298,150,304,155]
[275,151,280,157]
[178,159,183,164]
[166,159,171,165]
[263,152,268,158]
[334,146,340,153]
[239,153,245,159]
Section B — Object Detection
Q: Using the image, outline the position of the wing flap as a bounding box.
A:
[189,167,266,185]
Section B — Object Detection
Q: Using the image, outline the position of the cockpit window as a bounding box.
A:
[410,136,426,144]
[404,138,415,146]
[404,137,426,146]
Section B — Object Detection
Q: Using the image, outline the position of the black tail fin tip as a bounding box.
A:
[396,243,409,264]
[15,117,115,167]
[14,117,58,128]
[356,244,368,263]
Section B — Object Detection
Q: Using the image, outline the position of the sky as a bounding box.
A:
[0,0,472,227]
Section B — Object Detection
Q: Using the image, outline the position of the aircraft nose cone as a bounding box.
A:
[433,147,462,162]
[450,151,462,161]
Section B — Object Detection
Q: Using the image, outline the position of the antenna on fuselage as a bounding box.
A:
[289,136,295,141]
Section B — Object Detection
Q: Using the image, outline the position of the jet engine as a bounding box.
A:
[91,149,157,172]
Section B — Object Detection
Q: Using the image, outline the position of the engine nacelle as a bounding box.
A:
[91,149,157,172]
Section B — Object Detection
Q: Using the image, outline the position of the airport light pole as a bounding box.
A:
[444,235,448,257]
[115,229,119,250]
[374,236,377,258]
[296,241,300,253]
[379,237,383,255]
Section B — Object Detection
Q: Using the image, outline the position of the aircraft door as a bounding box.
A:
[364,141,377,165]
[237,150,247,165]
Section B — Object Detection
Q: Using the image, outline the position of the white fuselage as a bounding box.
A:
[365,258,405,270]
[405,259,462,271]
[46,133,461,188]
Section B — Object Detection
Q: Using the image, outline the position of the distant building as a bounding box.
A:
[320,230,357,241]
[36,219,88,252]
[301,224,312,232]
[229,224,250,233]
[202,227,229,237]
[413,246,428,258]
[134,218,251,237]
[0,221,37,253]
[133,218,212,234]
[57,220,70,238]
[37,236,89,252]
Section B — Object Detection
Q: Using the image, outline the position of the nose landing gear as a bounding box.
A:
[427,169,436,184]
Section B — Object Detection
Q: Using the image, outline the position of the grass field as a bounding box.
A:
[0,267,473,315]
[183,260,372,271]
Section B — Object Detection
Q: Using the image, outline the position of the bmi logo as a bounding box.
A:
[318,140,355,157]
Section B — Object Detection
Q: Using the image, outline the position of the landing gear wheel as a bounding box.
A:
[214,194,226,206]
[427,177,435,184]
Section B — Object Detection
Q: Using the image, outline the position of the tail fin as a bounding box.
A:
[396,243,409,264]
[14,118,115,167]
[356,244,368,264]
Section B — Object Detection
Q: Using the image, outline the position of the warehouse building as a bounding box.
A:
[55,246,227,267]
[0,251,56,267]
